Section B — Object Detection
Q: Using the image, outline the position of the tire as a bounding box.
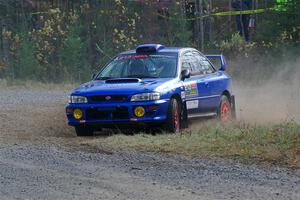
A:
[75,125,94,136]
[165,98,181,133]
[218,95,232,123]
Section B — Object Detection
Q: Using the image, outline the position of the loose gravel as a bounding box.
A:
[0,87,299,200]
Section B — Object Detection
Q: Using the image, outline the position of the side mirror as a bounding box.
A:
[181,69,190,81]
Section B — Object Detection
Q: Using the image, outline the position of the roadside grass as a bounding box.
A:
[85,121,300,168]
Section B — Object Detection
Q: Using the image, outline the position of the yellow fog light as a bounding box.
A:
[134,106,145,117]
[73,108,83,119]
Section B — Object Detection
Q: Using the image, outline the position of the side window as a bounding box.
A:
[201,58,215,74]
[181,52,199,76]
[193,52,215,75]
[182,61,190,71]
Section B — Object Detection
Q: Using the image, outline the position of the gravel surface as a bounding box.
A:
[0,87,299,200]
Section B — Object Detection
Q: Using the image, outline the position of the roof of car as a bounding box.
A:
[119,47,190,55]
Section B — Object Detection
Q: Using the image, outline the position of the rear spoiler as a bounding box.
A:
[205,54,227,71]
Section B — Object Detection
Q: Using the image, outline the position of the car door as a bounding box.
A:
[181,51,211,115]
[193,51,223,112]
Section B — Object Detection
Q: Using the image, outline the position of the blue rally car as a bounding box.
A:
[66,44,235,136]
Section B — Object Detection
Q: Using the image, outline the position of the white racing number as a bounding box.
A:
[186,100,199,110]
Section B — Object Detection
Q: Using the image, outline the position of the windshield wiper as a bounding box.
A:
[126,75,158,79]
[95,77,113,80]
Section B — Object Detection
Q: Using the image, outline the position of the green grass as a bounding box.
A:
[85,121,300,168]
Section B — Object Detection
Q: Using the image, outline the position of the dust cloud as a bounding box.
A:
[232,57,300,124]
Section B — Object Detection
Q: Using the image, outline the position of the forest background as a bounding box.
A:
[0,0,299,83]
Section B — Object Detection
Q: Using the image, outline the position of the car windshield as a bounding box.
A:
[96,53,178,79]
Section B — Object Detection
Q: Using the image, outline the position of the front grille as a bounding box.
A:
[89,95,128,102]
[86,106,129,120]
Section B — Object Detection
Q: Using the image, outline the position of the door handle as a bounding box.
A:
[205,82,209,87]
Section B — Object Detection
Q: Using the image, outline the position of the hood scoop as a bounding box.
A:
[105,78,142,84]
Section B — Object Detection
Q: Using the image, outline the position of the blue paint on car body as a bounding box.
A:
[66,44,234,131]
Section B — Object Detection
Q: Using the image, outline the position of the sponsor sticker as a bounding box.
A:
[116,54,149,60]
[184,81,198,97]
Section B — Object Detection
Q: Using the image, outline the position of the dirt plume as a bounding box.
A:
[232,56,300,124]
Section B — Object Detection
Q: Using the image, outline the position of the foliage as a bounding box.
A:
[61,23,89,82]
[2,31,39,80]
[256,1,300,45]
[158,2,193,47]
[0,1,299,82]
[113,0,139,51]
[12,35,40,80]
[29,9,67,81]
[214,33,256,57]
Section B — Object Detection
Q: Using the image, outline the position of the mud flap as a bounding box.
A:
[180,102,189,129]
[231,95,237,119]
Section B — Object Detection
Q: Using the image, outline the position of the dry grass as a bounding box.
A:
[84,121,300,168]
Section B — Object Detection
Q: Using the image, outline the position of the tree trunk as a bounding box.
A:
[199,0,204,51]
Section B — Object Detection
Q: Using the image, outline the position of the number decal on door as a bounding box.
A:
[186,100,199,109]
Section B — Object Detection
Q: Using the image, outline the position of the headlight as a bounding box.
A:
[69,95,88,103]
[131,92,160,101]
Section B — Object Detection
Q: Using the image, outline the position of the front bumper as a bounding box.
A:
[66,99,169,127]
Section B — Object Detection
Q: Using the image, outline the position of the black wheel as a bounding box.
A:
[75,125,94,136]
[165,98,181,133]
[218,95,232,123]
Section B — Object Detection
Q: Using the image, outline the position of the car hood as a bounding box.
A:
[71,78,175,96]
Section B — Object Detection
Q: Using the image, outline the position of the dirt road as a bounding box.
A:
[0,87,299,200]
